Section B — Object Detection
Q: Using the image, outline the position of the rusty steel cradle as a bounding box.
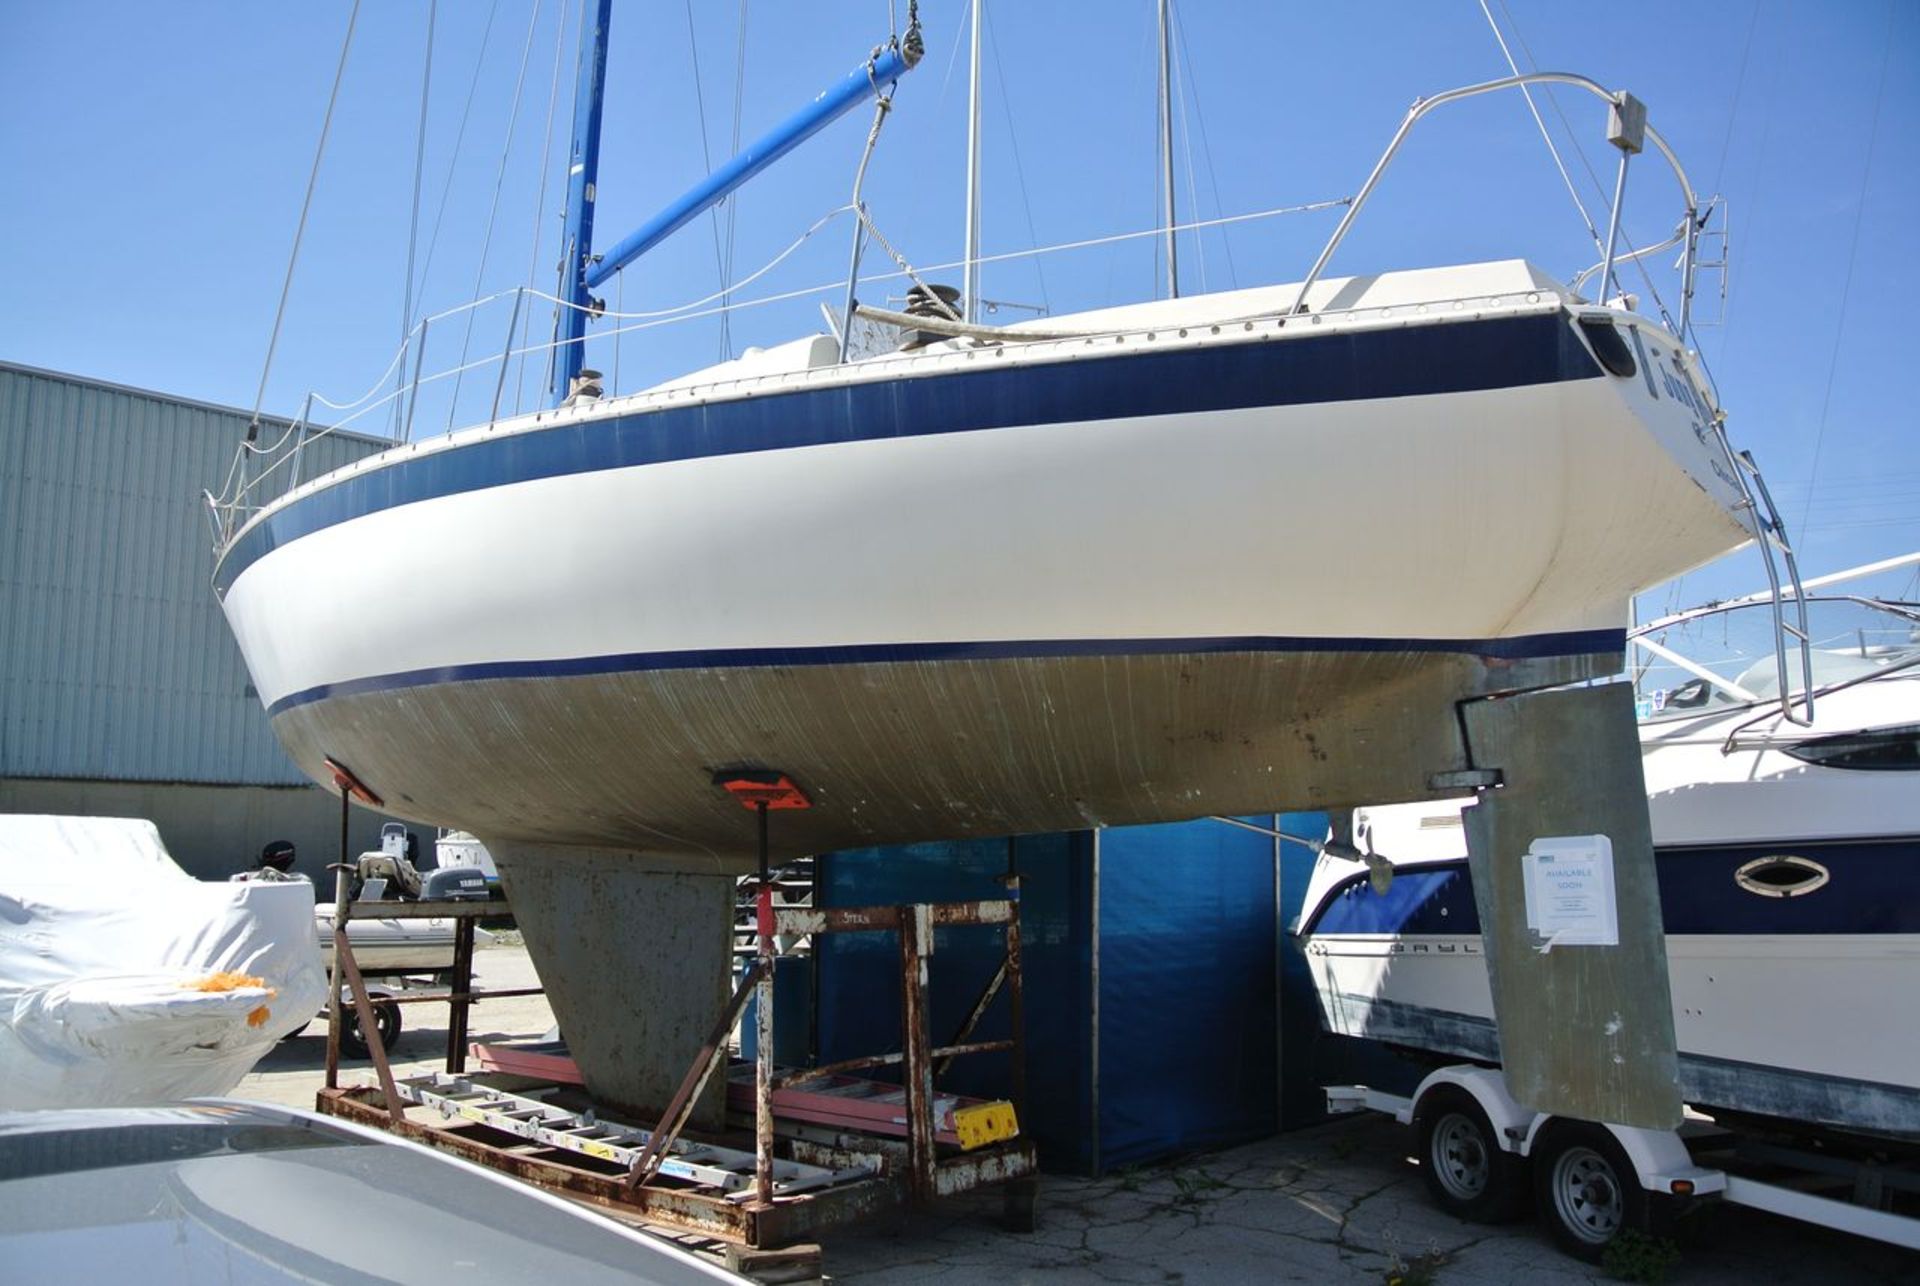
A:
[310,759,1039,1250]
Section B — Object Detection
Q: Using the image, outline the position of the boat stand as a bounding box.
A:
[314,757,538,1107]
[314,762,1037,1255]
[626,770,1037,1226]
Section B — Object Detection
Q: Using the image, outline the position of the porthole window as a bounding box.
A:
[1733,855,1830,899]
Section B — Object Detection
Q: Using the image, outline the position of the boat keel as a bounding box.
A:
[486,843,735,1129]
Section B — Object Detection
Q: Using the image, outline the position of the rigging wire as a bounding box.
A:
[393,0,438,439]
[1796,0,1897,542]
[1477,0,1602,257]
[982,8,1051,315]
[1168,11,1206,293]
[1705,8,1789,371]
[1107,16,1158,308]
[1489,0,1676,330]
[937,0,971,104]
[550,197,1346,328]
[410,0,504,336]
[722,0,750,359]
[1709,0,1764,198]
[1170,2,1237,290]
[447,0,545,431]
[280,195,1343,456]
[515,0,572,416]
[683,0,735,361]
[244,0,361,444]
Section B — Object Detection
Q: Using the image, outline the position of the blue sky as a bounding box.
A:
[1,1,1914,604]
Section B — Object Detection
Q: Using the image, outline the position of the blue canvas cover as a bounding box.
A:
[1092,817,1278,1170]
[815,817,1300,1174]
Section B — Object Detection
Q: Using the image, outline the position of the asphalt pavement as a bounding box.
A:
[238,944,1915,1284]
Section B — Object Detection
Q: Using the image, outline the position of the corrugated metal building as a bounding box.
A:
[1,361,426,881]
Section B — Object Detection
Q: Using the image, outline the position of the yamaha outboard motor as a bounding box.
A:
[421,866,492,902]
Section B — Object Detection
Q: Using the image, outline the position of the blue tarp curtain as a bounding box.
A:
[816,816,1320,1174]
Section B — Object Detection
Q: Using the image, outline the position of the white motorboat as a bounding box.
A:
[1298,558,1920,1139]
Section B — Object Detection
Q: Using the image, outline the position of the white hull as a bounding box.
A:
[314,911,470,975]
[1306,929,1920,1136]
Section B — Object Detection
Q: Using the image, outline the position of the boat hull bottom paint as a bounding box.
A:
[487,845,735,1127]
[272,644,1614,871]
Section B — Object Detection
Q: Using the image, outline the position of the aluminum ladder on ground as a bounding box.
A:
[1710,419,1815,726]
[398,1072,872,1200]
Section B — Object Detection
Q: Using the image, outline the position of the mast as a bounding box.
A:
[550,0,614,407]
[1156,0,1178,299]
[963,0,983,323]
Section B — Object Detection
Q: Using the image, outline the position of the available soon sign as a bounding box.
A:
[1521,834,1620,952]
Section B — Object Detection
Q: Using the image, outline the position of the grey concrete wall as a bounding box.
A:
[0,778,432,888]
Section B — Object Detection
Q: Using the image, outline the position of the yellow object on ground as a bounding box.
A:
[953,1100,1019,1151]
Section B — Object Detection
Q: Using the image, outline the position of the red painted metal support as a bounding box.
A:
[754,807,777,1208]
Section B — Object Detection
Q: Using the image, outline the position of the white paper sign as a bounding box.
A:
[1521,834,1619,952]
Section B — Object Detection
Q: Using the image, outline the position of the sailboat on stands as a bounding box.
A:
[209,3,1784,1118]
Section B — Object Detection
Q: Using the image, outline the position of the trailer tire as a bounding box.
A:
[1531,1122,1656,1261]
[340,998,402,1060]
[1413,1087,1527,1223]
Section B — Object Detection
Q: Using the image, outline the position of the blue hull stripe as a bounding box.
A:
[263,627,1624,718]
[216,311,1600,595]
[1304,837,1920,936]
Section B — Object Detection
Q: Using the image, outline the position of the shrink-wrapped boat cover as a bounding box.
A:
[0,815,328,1108]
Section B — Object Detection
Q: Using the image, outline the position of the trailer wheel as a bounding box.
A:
[340,998,402,1060]
[1531,1122,1651,1261]
[1414,1087,1526,1222]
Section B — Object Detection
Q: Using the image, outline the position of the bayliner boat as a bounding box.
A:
[210,5,1763,871]
[1298,558,1920,1139]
